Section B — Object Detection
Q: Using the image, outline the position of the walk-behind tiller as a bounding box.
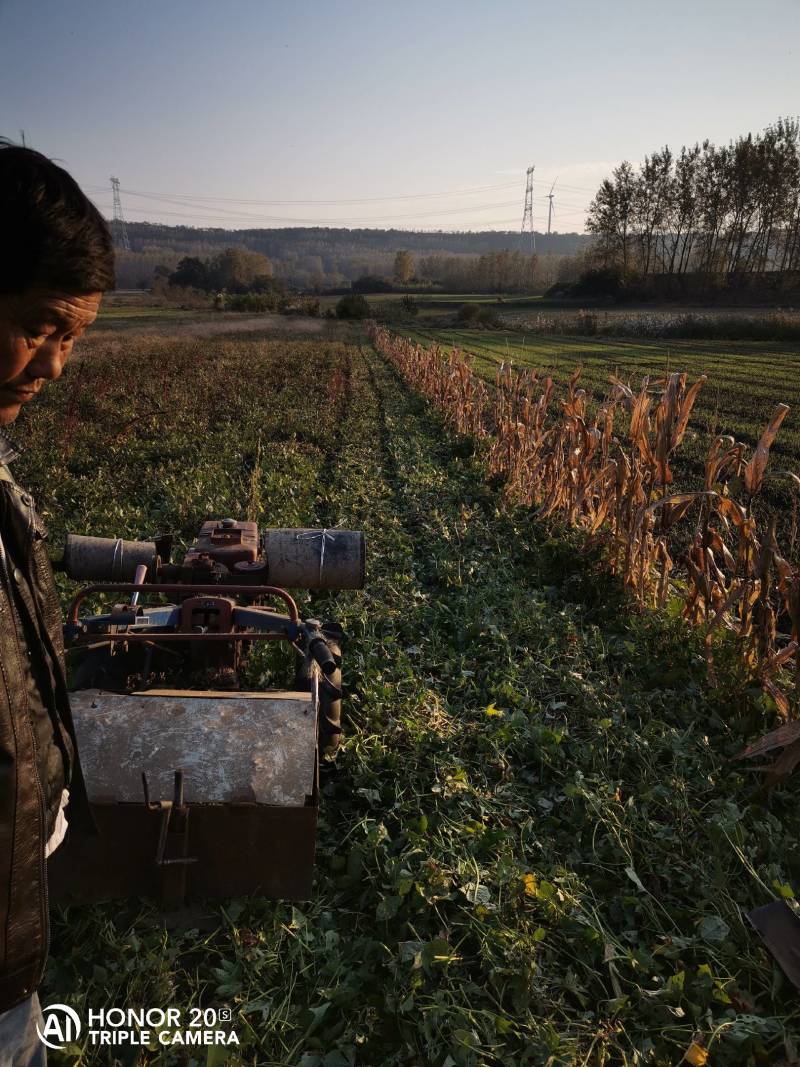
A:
[48,520,365,907]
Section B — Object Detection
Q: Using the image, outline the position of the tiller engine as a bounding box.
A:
[47,520,364,906]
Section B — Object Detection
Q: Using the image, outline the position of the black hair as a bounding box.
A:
[0,138,115,295]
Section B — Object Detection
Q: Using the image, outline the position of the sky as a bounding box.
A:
[1,0,798,234]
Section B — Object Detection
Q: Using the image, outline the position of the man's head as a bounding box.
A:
[0,140,115,425]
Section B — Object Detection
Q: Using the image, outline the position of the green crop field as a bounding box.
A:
[404,327,800,453]
[15,321,800,1065]
[404,327,800,543]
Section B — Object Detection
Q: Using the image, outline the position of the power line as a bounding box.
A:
[80,173,599,205]
[90,197,526,226]
[78,165,595,236]
[531,176,599,195]
[93,200,590,228]
[87,165,592,232]
[82,178,522,206]
[93,205,589,229]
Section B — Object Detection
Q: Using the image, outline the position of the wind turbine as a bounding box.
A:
[547,179,558,235]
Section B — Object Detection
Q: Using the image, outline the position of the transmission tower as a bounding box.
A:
[110,176,130,251]
[547,179,557,235]
[520,165,535,255]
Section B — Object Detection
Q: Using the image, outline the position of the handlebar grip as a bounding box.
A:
[309,635,337,677]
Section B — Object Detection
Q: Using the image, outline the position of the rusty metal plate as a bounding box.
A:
[69,689,317,807]
[48,801,318,902]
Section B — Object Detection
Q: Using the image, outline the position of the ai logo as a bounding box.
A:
[36,1003,82,1050]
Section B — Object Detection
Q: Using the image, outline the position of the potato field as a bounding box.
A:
[16,321,800,1066]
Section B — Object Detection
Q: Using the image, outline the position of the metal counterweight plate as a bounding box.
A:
[69,689,317,807]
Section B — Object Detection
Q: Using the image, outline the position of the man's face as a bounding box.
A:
[0,289,102,425]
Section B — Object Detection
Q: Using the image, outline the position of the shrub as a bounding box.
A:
[457,303,481,323]
[476,307,502,328]
[226,292,276,313]
[543,282,575,299]
[456,303,502,328]
[373,300,418,323]
[151,277,213,308]
[351,275,393,294]
[336,293,370,319]
[574,265,625,298]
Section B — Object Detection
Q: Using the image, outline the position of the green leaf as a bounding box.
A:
[625,866,647,893]
[422,938,456,967]
[206,1046,232,1067]
[376,895,402,920]
[536,880,557,902]
[323,1053,352,1067]
[223,900,244,923]
[699,915,730,943]
[460,881,492,906]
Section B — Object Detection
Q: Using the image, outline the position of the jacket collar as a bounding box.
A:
[0,429,21,466]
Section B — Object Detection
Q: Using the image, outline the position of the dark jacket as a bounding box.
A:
[0,430,91,1013]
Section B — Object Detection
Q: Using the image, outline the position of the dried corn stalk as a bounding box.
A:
[369,324,799,744]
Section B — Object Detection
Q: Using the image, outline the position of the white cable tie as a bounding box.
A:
[319,528,327,585]
[111,537,123,580]
[295,528,337,585]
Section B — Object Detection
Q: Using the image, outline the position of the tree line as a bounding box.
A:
[415,250,537,293]
[587,117,800,282]
[165,247,275,293]
[112,221,590,291]
[150,244,562,299]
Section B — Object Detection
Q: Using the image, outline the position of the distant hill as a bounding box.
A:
[121,221,589,257]
[113,221,592,290]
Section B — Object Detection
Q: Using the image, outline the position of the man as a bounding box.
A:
[0,140,114,1065]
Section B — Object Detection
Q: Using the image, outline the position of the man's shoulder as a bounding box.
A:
[0,462,23,505]
[0,430,20,468]
[0,456,35,539]
[0,429,22,494]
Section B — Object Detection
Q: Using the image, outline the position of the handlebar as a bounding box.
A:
[67,582,300,626]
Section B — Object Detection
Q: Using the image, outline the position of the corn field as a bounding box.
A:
[370,324,800,747]
[32,326,800,1063]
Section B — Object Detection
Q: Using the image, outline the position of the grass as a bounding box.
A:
[11,325,800,1065]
